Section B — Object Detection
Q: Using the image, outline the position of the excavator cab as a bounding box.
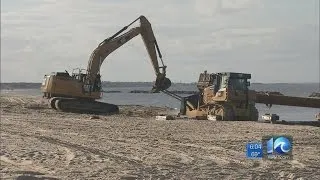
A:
[71,68,87,82]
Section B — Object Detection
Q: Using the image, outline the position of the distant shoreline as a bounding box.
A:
[1,82,319,90]
[0,82,196,90]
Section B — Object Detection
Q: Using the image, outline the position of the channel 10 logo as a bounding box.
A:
[263,135,293,160]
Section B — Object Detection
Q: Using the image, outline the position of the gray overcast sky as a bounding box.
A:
[1,0,319,83]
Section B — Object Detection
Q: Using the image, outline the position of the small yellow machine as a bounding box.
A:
[162,71,320,121]
[41,16,171,114]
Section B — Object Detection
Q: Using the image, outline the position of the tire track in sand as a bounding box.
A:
[2,129,143,167]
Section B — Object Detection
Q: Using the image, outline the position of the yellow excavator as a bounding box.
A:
[41,15,171,114]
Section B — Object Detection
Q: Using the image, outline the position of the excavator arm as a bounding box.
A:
[85,15,171,92]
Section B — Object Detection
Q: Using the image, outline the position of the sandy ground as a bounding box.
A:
[0,94,319,180]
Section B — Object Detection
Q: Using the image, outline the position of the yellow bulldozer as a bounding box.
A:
[162,71,320,121]
[41,15,171,114]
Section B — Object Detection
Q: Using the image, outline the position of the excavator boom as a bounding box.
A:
[86,15,170,91]
[86,27,141,83]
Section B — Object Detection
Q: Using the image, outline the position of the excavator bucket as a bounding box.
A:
[152,74,171,93]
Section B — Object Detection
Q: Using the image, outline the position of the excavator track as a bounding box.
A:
[49,97,60,110]
[50,98,119,114]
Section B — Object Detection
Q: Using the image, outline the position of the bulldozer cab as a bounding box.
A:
[218,72,251,91]
[197,71,251,94]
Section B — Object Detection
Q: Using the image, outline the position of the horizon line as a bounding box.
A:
[1,81,319,84]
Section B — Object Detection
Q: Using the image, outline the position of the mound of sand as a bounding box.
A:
[1,95,319,179]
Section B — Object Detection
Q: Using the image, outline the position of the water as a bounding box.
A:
[1,83,319,121]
